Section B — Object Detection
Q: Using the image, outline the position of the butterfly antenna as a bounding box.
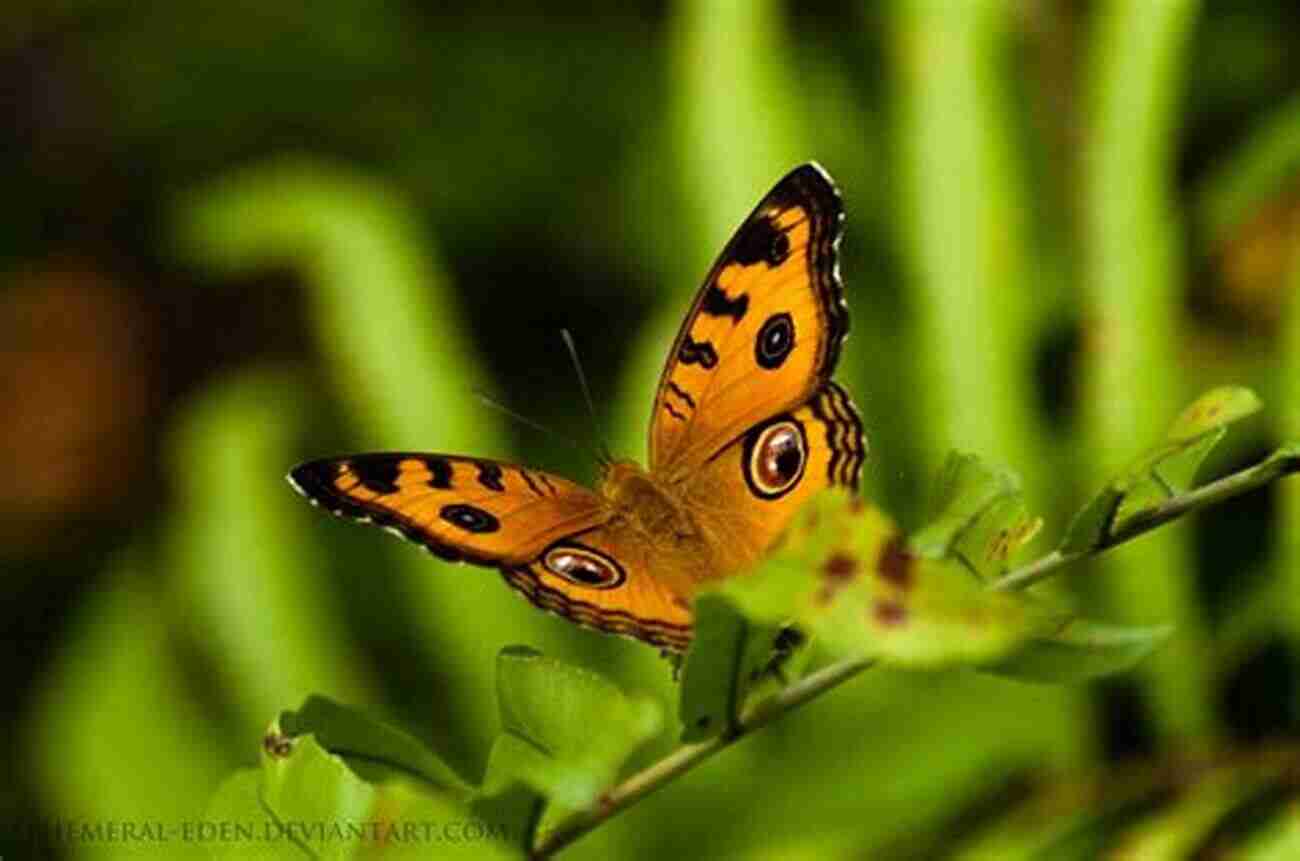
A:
[472,389,589,458]
[561,329,614,466]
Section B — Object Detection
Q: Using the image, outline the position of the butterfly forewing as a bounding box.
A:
[649,163,848,474]
[290,453,696,650]
[288,454,609,566]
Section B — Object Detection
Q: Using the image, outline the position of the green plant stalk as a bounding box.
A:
[166,372,374,736]
[891,0,1049,494]
[890,0,1086,766]
[175,161,534,770]
[991,450,1300,592]
[532,452,1298,858]
[1283,249,1300,668]
[1081,0,1208,742]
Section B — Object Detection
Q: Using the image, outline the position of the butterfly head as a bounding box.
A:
[598,458,649,499]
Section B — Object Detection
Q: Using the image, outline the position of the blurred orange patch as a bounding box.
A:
[0,259,153,552]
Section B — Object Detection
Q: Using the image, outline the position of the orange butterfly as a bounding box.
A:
[289,164,866,651]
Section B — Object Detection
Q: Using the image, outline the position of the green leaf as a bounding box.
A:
[677,599,792,742]
[239,702,522,858]
[482,647,662,812]
[677,596,747,742]
[1164,386,1262,442]
[1149,429,1225,495]
[716,491,1050,668]
[1060,387,1262,552]
[259,732,377,860]
[909,455,1029,569]
[204,770,291,860]
[255,727,519,860]
[278,696,472,799]
[984,619,1172,683]
[365,780,521,860]
[1059,485,1126,554]
[910,453,1040,578]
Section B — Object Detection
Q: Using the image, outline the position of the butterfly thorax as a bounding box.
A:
[599,460,702,547]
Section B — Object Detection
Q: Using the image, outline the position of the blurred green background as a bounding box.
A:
[3,1,1300,857]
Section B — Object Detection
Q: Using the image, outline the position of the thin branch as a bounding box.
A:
[991,449,1300,592]
[531,656,876,858]
[532,447,1300,858]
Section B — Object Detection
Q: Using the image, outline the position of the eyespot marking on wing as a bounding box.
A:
[755,312,796,370]
[542,542,626,589]
[741,416,808,500]
[440,503,500,534]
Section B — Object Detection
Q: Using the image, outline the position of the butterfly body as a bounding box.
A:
[290,163,866,652]
[599,461,692,540]
[594,460,713,585]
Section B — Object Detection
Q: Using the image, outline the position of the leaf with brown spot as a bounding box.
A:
[872,600,908,628]
[822,551,860,582]
[876,534,915,590]
[712,490,1052,669]
[910,452,1039,579]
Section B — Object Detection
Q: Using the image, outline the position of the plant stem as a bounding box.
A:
[531,656,876,858]
[990,448,1300,592]
[532,447,1300,858]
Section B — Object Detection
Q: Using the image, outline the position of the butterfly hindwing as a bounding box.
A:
[288,453,609,566]
[502,525,695,651]
[683,381,866,577]
[650,163,848,474]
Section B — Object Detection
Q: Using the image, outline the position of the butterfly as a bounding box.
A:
[289,163,866,652]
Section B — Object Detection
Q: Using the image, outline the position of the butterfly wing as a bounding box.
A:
[682,381,866,577]
[502,524,694,652]
[288,453,611,566]
[649,163,848,474]
[289,453,693,650]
